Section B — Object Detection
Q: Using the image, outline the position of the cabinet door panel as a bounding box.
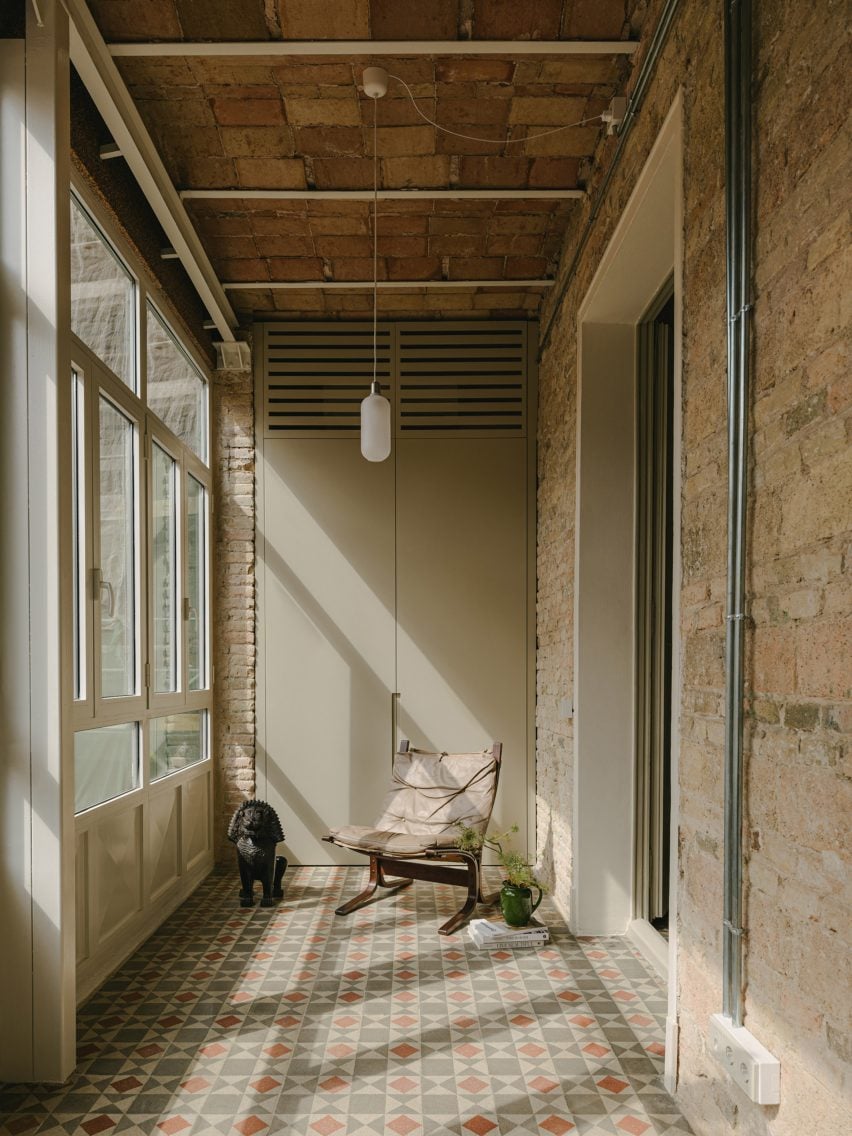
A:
[260,440,396,864]
[396,439,528,849]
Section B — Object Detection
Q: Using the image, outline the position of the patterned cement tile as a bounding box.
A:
[1,868,693,1136]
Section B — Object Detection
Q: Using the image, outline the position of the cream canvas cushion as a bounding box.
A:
[327,748,498,857]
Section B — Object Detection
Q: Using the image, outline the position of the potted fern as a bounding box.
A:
[457,823,547,927]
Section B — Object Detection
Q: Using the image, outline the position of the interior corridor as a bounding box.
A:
[0,870,693,1136]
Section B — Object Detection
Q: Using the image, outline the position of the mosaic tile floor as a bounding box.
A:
[1,867,693,1136]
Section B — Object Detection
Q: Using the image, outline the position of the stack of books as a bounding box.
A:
[467,917,550,949]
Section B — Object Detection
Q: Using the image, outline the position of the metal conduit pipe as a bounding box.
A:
[723,0,753,1027]
[538,0,681,359]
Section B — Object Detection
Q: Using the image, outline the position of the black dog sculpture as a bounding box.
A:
[227,799,287,907]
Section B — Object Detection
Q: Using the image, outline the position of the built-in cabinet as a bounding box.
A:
[257,322,536,864]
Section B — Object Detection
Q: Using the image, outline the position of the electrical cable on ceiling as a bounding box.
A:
[388,72,605,145]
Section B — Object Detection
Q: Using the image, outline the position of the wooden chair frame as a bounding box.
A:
[324,740,502,936]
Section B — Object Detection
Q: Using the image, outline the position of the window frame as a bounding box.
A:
[69,178,214,813]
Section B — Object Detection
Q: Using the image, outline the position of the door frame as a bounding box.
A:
[572,91,684,1092]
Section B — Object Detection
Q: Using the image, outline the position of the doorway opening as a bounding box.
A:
[634,283,675,940]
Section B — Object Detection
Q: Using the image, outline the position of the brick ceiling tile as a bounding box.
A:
[562,0,627,39]
[370,126,436,158]
[204,83,281,100]
[386,256,443,280]
[310,215,369,236]
[232,288,275,312]
[431,200,494,216]
[372,58,436,85]
[436,128,512,155]
[529,157,581,186]
[374,215,428,235]
[251,214,312,236]
[220,126,296,158]
[273,290,326,311]
[459,155,530,187]
[489,213,549,234]
[254,235,316,257]
[267,256,325,280]
[373,98,433,128]
[188,61,276,87]
[212,97,285,125]
[280,0,369,39]
[436,59,515,84]
[486,233,544,255]
[315,235,373,257]
[273,63,353,87]
[294,126,363,158]
[138,99,215,130]
[286,98,361,128]
[192,214,254,237]
[88,0,182,41]
[429,234,487,256]
[473,0,563,39]
[235,157,307,188]
[207,235,259,259]
[380,237,428,258]
[329,256,388,280]
[372,0,459,38]
[160,125,225,161]
[495,197,558,212]
[215,257,269,281]
[539,58,623,85]
[175,0,269,39]
[383,198,436,214]
[424,292,476,310]
[523,125,599,157]
[312,158,374,189]
[429,216,488,235]
[506,255,548,276]
[509,96,588,125]
[435,99,511,127]
[173,156,237,188]
[306,199,370,216]
[337,293,374,311]
[382,156,451,188]
[449,256,504,278]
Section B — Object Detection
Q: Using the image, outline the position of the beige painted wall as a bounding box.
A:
[535,0,850,1133]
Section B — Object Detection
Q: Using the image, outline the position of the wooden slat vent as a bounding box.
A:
[264,325,392,437]
[397,324,526,437]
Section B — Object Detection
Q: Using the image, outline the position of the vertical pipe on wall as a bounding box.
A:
[722,0,752,1027]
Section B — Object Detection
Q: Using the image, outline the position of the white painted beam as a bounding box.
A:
[65,0,238,341]
[110,39,639,58]
[182,188,584,201]
[222,279,554,290]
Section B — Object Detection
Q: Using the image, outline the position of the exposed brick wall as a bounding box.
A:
[535,0,850,1133]
[212,367,256,860]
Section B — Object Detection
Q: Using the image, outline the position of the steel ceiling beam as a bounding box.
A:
[222,279,555,290]
[182,188,584,201]
[109,39,639,58]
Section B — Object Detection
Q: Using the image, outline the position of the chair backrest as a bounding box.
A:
[372,740,502,840]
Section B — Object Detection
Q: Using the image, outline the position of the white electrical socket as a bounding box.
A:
[709,1014,781,1105]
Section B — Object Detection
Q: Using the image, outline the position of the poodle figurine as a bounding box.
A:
[227,799,287,907]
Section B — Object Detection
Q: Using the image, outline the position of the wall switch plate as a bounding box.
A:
[709,1013,780,1105]
[559,698,574,719]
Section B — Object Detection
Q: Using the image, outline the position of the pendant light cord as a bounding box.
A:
[372,94,378,387]
[388,72,604,145]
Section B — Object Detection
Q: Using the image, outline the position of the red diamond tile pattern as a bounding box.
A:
[0,868,693,1136]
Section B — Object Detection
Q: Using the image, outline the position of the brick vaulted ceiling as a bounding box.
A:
[86,0,649,324]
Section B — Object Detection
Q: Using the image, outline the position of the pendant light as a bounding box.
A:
[360,67,391,462]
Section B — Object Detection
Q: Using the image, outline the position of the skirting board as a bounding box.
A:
[627,917,669,981]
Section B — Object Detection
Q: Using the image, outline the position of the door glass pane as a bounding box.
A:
[152,442,178,693]
[75,722,139,813]
[72,371,86,701]
[99,396,136,698]
[187,475,207,691]
[147,304,208,461]
[150,710,207,782]
[70,196,135,390]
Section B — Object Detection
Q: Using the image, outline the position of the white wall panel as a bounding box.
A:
[93,805,142,945]
[148,784,181,901]
[259,440,396,864]
[182,771,210,873]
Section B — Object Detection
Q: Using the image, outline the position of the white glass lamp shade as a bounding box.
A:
[360,381,391,462]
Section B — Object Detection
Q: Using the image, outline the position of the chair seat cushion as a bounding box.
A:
[328,825,461,857]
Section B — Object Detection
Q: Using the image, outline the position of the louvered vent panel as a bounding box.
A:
[397,323,527,437]
[264,324,392,438]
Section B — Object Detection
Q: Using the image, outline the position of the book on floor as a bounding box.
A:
[468,917,550,948]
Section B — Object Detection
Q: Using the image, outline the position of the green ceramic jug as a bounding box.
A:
[500,881,543,927]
